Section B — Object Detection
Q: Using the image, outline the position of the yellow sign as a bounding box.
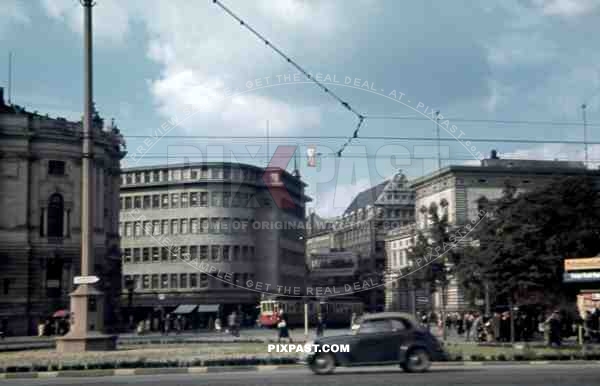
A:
[565,257,600,271]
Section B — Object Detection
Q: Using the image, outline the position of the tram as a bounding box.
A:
[258,297,363,328]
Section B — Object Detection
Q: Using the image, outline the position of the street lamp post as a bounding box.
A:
[56,0,116,352]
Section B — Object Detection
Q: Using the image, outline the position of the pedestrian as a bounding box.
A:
[277,309,292,343]
[464,313,473,342]
[316,314,325,337]
[175,315,183,334]
[491,312,501,342]
[228,311,238,336]
[215,317,222,333]
[163,314,171,335]
[350,312,358,329]
[546,310,562,347]
[37,319,45,337]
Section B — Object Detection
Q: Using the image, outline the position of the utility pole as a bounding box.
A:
[7,51,12,105]
[582,104,588,167]
[435,111,441,171]
[56,0,116,352]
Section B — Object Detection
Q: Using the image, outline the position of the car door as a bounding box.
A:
[378,318,410,362]
[350,319,394,364]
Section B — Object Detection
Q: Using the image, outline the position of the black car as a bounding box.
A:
[303,312,447,375]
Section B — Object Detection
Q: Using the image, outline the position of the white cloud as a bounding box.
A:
[532,0,600,17]
[308,179,375,218]
[0,0,29,35]
[40,0,132,44]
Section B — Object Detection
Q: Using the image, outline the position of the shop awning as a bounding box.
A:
[173,305,197,314]
[197,305,219,313]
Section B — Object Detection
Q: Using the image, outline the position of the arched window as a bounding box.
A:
[47,193,64,237]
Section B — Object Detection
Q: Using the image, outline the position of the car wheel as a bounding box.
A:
[401,348,431,373]
[309,353,336,375]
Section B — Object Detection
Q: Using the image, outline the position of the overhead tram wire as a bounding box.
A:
[211,0,364,157]
[124,134,600,145]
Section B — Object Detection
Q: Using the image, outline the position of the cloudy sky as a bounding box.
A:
[1,0,600,216]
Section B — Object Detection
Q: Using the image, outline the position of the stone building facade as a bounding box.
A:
[119,162,309,321]
[397,151,600,313]
[305,171,415,311]
[0,88,125,335]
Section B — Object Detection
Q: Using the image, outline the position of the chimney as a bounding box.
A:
[0,87,4,106]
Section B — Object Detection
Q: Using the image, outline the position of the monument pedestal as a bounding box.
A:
[55,283,116,353]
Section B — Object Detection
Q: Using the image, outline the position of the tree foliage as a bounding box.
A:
[475,176,600,306]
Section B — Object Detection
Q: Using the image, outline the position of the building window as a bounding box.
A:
[124,197,132,209]
[200,192,208,207]
[161,194,169,208]
[221,218,229,233]
[133,248,142,263]
[135,173,142,183]
[48,160,65,176]
[223,192,231,208]
[201,167,208,179]
[210,218,219,233]
[190,192,198,207]
[170,219,179,235]
[211,245,220,261]
[200,245,208,259]
[134,222,142,237]
[171,246,179,261]
[143,171,151,183]
[190,273,198,288]
[126,174,133,184]
[142,248,150,262]
[191,218,198,234]
[200,273,208,288]
[152,247,160,262]
[211,192,222,207]
[123,248,132,263]
[153,220,160,235]
[181,193,189,208]
[47,193,64,237]
[191,170,198,180]
[190,246,198,259]
[161,220,169,235]
[180,274,188,289]
[124,223,132,237]
[153,170,160,182]
[143,195,151,209]
[233,246,240,260]
[180,246,189,260]
[200,218,208,233]
[170,274,178,289]
[223,245,230,261]
[151,274,159,289]
[143,220,152,236]
[161,247,169,262]
[142,275,150,289]
[181,219,188,234]
[242,246,249,260]
[161,274,169,289]
[171,193,179,208]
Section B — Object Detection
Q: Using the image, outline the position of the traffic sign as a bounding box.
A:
[74,275,100,285]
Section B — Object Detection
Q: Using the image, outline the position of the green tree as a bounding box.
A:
[476,176,600,341]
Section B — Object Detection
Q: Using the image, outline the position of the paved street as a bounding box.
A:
[2,364,599,385]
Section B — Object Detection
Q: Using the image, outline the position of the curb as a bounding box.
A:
[2,361,600,379]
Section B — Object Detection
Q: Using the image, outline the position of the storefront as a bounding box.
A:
[563,257,600,317]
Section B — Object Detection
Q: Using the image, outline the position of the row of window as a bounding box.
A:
[119,217,255,237]
[122,245,256,264]
[122,167,258,186]
[124,272,256,291]
[121,191,256,210]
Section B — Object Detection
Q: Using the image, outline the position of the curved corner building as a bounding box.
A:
[119,162,310,323]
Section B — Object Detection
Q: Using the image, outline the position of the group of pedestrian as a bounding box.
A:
[37,318,69,337]
[584,308,600,343]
